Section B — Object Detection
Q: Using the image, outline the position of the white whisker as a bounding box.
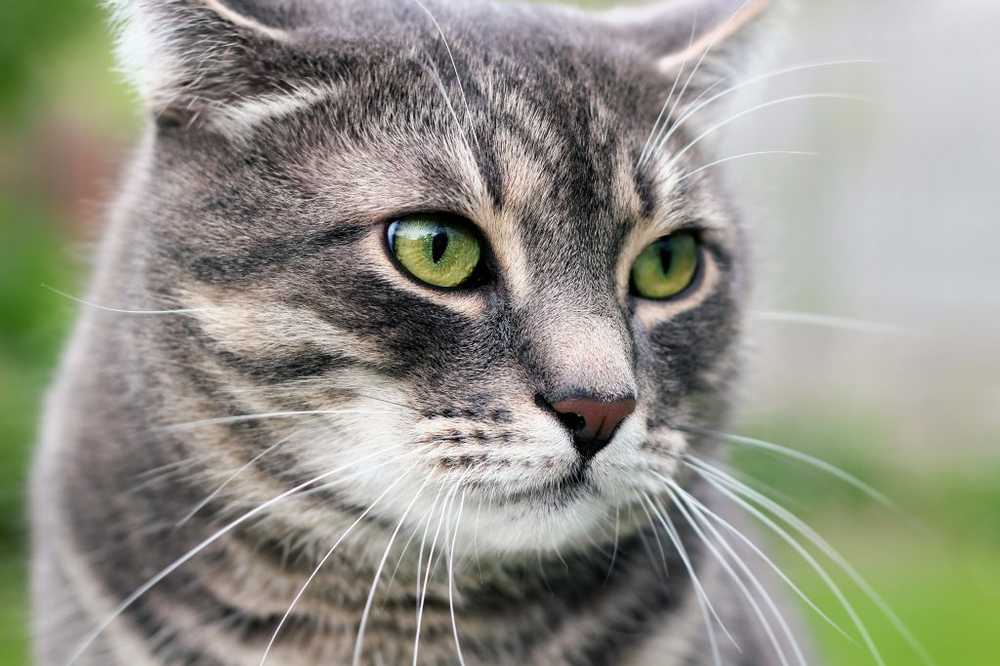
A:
[671,473,857,643]
[42,284,205,315]
[641,0,757,169]
[604,504,621,582]
[447,490,467,666]
[162,408,391,432]
[665,478,801,666]
[646,58,879,166]
[641,493,726,665]
[413,479,461,665]
[681,425,900,513]
[690,456,937,666]
[352,478,429,666]
[263,472,414,666]
[687,457,887,666]
[176,433,295,527]
[661,94,868,177]
[67,444,404,665]
[410,0,481,154]
[637,17,699,167]
[678,150,819,181]
[636,496,671,578]
[752,310,916,337]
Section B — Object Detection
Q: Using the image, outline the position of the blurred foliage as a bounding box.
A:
[0,1,998,665]
[0,0,104,121]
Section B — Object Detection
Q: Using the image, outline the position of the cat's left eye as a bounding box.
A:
[630,231,702,300]
[387,215,483,289]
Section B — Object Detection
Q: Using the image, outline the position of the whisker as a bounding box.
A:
[641,493,726,665]
[413,479,462,666]
[690,456,937,666]
[679,424,900,512]
[637,17,699,167]
[351,391,419,413]
[447,490,468,666]
[751,310,916,337]
[413,485,446,606]
[664,477,802,666]
[640,0,757,169]
[66,444,408,665]
[386,486,445,600]
[671,473,857,643]
[604,504,621,582]
[687,456,886,666]
[176,433,295,527]
[263,472,415,666]
[645,58,879,166]
[636,496,671,579]
[352,478,430,666]
[42,284,206,315]
[678,150,819,181]
[660,93,868,177]
[409,0,482,154]
[162,408,392,432]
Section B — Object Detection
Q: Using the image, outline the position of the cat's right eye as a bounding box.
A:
[387,215,484,289]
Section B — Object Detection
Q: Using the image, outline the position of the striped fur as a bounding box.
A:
[32,1,796,664]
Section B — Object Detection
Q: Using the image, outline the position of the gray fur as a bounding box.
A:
[32,0,800,664]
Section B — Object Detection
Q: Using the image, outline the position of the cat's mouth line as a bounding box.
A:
[465,462,596,507]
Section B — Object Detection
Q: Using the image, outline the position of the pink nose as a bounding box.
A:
[551,397,636,460]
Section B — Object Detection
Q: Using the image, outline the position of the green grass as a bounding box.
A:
[786,527,1000,665]
[729,412,1000,665]
[0,552,28,665]
[0,203,77,665]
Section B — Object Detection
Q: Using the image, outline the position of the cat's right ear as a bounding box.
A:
[600,0,773,78]
[106,0,310,127]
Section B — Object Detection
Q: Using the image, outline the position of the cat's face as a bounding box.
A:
[120,0,761,553]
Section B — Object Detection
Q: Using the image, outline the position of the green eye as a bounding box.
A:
[388,215,483,289]
[631,232,701,300]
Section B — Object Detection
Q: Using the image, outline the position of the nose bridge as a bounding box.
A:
[518,293,636,400]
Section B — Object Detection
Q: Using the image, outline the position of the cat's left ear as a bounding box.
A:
[106,0,315,125]
[600,0,772,76]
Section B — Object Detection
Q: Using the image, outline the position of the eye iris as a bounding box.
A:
[389,216,481,288]
[631,232,700,300]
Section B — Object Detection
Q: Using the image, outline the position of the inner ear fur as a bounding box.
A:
[107,0,299,119]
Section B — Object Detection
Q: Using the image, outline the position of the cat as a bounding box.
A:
[30,0,807,664]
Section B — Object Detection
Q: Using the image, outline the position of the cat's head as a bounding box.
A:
[110,0,769,554]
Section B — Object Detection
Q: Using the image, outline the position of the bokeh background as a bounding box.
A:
[1,0,997,663]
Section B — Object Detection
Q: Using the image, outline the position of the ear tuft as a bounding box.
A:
[105,0,292,112]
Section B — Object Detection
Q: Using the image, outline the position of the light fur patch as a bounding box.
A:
[208,82,342,141]
[181,288,384,365]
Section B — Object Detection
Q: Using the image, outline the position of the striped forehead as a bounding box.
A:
[474,73,651,299]
[206,34,679,309]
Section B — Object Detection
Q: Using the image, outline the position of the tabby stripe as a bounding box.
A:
[180,224,368,284]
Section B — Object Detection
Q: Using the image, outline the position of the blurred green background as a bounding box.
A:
[1,1,997,664]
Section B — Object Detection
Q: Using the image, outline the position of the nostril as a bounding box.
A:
[554,410,586,433]
[547,395,637,460]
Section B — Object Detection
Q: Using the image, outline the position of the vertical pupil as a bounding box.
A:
[658,241,674,274]
[431,229,449,263]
